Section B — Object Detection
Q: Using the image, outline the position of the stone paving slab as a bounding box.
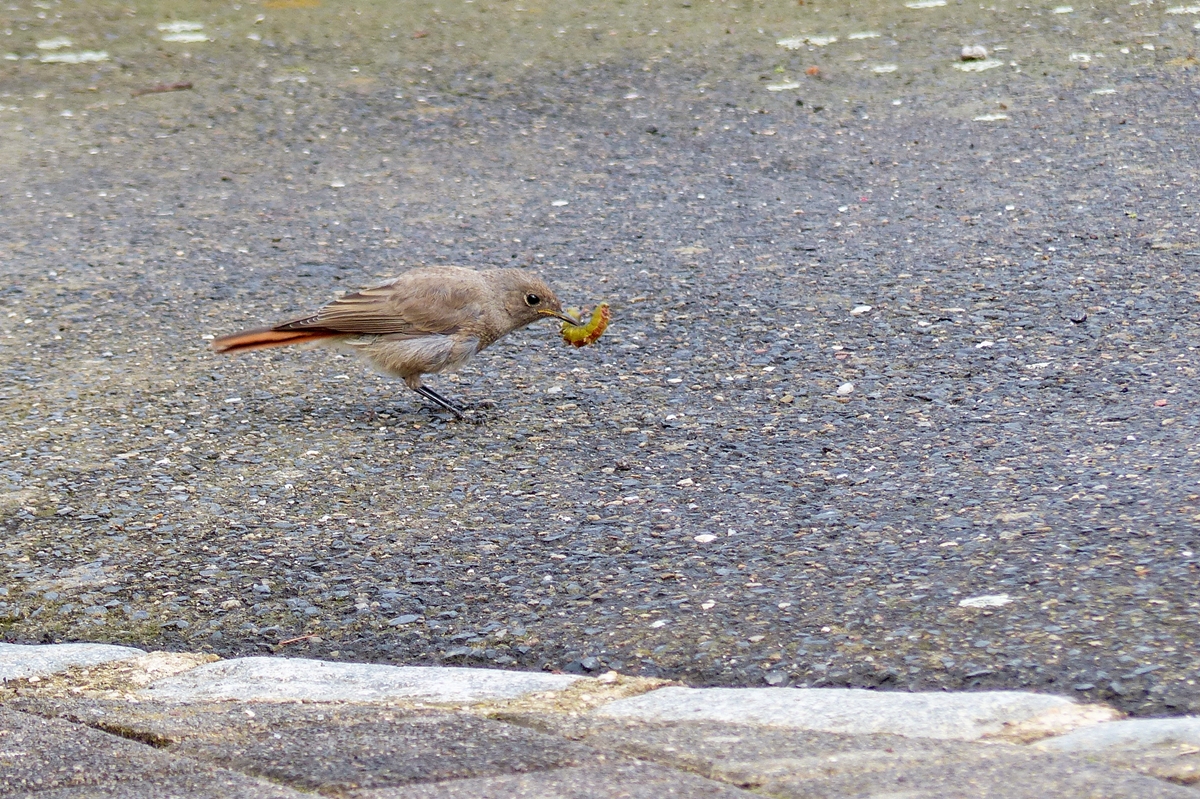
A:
[0,643,146,682]
[0,707,303,798]
[1036,717,1200,786]
[3,647,1199,798]
[593,686,1118,741]
[347,762,761,798]
[11,699,597,794]
[141,656,581,704]
[7,775,306,799]
[1038,717,1200,751]
[508,715,1200,799]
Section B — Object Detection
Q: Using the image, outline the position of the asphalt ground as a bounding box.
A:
[1,1,1199,716]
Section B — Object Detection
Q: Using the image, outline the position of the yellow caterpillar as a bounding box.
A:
[561,303,610,348]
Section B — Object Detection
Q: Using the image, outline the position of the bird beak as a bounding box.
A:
[538,308,580,325]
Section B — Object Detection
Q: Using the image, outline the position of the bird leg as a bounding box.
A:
[412,385,465,420]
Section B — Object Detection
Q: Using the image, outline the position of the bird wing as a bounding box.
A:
[273,274,484,337]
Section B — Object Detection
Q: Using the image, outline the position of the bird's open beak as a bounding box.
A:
[538,308,580,325]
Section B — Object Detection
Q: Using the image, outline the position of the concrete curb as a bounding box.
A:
[2,643,1198,797]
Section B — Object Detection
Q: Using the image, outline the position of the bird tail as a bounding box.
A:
[210,327,339,354]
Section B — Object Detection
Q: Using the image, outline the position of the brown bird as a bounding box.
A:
[210,266,577,418]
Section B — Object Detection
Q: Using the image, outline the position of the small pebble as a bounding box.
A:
[961,45,988,61]
[958,594,1012,608]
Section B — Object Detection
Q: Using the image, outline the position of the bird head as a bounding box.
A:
[496,270,578,329]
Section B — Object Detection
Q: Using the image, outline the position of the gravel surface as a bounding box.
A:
[1,1,1199,716]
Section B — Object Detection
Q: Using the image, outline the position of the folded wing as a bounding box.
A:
[275,276,485,337]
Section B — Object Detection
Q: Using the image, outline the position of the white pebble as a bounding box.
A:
[958,594,1012,608]
[157,21,205,33]
[956,59,1004,73]
[161,32,209,43]
[836,383,855,395]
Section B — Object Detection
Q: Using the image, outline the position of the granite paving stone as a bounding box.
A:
[141,656,581,704]
[346,762,761,799]
[7,661,1200,798]
[0,644,146,682]
[7,699,598,795]
[507,715,1200,799]
[593,686,1116,741]
[6,775,308,799]
[1037,717,1200,752]
[1036,717,1200,785]
[0,707,303,798]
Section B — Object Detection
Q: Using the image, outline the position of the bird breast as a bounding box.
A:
[344,333,481,383]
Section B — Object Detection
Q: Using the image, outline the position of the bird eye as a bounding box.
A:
[525,293,541,306]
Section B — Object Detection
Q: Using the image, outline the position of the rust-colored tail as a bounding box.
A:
[210,327,339,354]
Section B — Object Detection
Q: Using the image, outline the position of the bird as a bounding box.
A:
[209,266,577,419]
